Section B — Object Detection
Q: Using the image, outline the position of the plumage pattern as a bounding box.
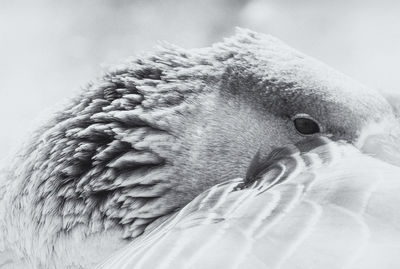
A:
[99,138,400,269]
[0,28,397,268]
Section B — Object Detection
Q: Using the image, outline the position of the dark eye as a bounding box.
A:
[292,114,321,135]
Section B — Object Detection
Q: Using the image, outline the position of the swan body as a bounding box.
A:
[0,29,397,268]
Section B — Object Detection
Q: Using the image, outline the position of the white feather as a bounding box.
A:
[98,141,400,269]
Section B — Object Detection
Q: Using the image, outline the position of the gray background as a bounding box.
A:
[1,0,400,162]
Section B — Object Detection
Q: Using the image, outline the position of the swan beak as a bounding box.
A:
[359,124,400,167]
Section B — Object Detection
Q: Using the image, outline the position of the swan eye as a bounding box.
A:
[293,115,321,135]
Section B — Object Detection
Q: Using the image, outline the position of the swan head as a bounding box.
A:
[2,29,398,268]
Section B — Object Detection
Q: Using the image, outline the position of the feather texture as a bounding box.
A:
[0,29,396,268]
[99,138,400,269]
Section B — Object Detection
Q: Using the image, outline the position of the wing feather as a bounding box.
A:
[98,140,400,269]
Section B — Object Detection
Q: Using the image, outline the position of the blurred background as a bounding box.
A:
[1,0,400,161]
